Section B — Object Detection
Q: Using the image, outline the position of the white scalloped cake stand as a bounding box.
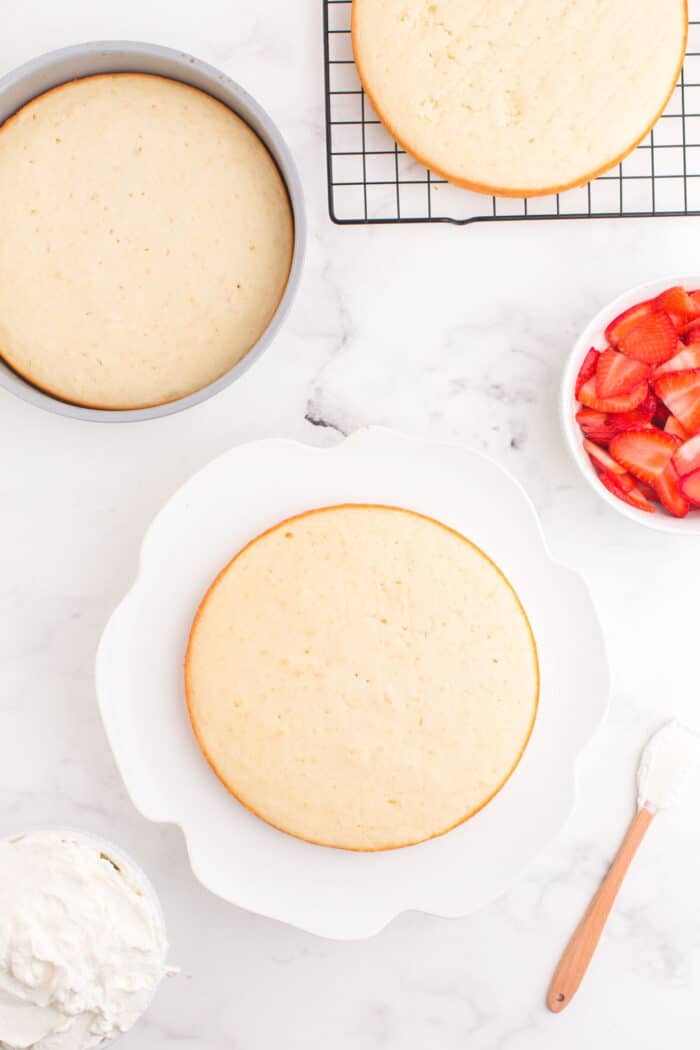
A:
[96,428,608,940]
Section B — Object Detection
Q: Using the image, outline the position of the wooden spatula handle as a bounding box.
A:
[547,805,654,1013]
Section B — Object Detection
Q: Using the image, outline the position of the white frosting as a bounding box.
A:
[637,721,700,811]
[0,830,169,1050]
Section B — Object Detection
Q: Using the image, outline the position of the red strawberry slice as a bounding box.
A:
[612,471,637,493]
[595,348,649,398]
[575,348,600,397]
[609,428,680,485]
[592,467,637,493]
[583,439,627,475]
[654,369,700,435]
[653,286,700,330]
[575,396,659,443]
[617,310,678,364]
[679,468,700,506]
[664,415,690,440]
[672,433,700,477]
[575,397,656,444]
[621,393,657,426]
[605,300,653,346]
[653,400,671,427]
[683,319,700,345]
[599,469,639,494]
[655,462,690,518]
[576,409,616,444]
[599,470,656,513]
[578,377,647,413]
[652,344,700,378]
[636,479,660,503]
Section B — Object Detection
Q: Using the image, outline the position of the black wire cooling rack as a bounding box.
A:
[324,0,700,225]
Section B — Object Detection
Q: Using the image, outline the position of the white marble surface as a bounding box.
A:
[2,1,700,1046]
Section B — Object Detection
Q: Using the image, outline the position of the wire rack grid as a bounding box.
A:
[324,0,700,226]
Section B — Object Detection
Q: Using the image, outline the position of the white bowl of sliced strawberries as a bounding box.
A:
[562,277,700,532]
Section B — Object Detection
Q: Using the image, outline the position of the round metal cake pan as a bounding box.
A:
[0,41,306,423]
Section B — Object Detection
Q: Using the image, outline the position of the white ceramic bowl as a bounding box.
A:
[96,427,608,939]
[561,275,700,535]
[0,827,168,1046]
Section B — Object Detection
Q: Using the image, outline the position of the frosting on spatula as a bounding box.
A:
[637,720,700,811]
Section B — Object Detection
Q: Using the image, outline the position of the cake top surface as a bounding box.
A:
[352,0,687,196]
[0,73,293,409]
[186,504,539,851]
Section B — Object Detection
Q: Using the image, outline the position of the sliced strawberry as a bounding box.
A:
[575,348,600,397]
[605,300,654,346]
[595,348,649,398]
[599,469,638,494]
[664,415,690,440]
[624,486,657,513]
[622,392,657,423]
[617,310,678,365]
[599,470,656,513]
[612,471,636,493]
[655,462,690,518]
[636,479,660,503]
[653,286,700,330]
[583,439,627,475]
[575,397,656,444]
[683,319,700,345]
[576,408,616,444]
[652,344,700,378]
[578,377,648,413]
[679,468,700,506]
[609,428,680,485]
[672,433,700,477]
[653,400,671,427]
[654,369,700,435]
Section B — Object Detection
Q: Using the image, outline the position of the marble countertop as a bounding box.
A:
[2,1,700,1047]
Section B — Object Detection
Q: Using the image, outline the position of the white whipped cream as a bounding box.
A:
[0,830,169,1050]
[637,721,700,811]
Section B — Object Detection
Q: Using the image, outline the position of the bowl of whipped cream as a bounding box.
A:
[0,828,172,1049]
